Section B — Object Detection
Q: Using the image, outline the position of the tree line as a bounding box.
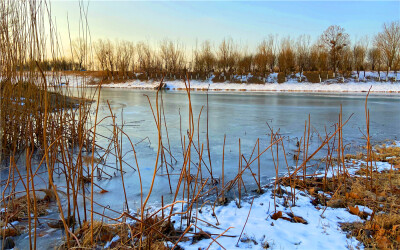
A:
[52,21,400,80]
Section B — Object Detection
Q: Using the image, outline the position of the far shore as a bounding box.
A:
[59,73,400,94]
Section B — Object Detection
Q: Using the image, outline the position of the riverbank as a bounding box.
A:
[60,71,400,93]
[103,80,400,93]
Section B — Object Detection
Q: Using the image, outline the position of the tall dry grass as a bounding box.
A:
[1,1,94,248]
[1,1,399,249]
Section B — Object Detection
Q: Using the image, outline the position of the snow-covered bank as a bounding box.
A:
[60,74,400,93]
[168,188,362,249]
[108,80,400,93]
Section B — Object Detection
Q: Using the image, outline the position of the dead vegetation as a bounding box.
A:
[1,194,50,222]
[73,22,400,84]
[278,142,400,249]
[58,212,185,249]
[1,1,400,249]
[373,143,400,166]
[343,166,400,249]
[3,70,399,249]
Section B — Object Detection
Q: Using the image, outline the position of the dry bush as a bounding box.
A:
[277,72,286,83]
[247,76,265,84]
[211,72,226,83]
[281,141,400,249]
[302,71,320,83]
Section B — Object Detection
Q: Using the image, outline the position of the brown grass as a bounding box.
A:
[2,2,399,249]
[279,142,400,249]
[63,216,177,249]
[1,194,49,222]
[1,80,92,157]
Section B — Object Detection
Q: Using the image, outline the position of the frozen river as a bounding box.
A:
[6,90,400,208]
[3,89,400,249]
[90,89,400,205]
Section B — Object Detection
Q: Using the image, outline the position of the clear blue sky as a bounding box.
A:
[51,1,400,51]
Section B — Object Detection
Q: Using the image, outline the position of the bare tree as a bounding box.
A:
[309,45,319,71]
[94,39,107,72]
[71,38,87,70]
[296,34,311,80]
[170,41,185,73]
[341,47,353,75]
[217,38,237,73]
[254,40,268,74]
[160,40,171,72]
[160,39,185,74]
[202,41,215,73]
[237,46,253,80]
[278,37,295,77]
[68,21,400,83]
[368,47,380,71]
[310,42,329,80]
[266,35,276,73]
[353,37,368,80]
[320,25,350,75]
[105,39,115,79]
[193,43,204,74]
[375,21,400,76]
[254,36,276,74]
[128,42,136,75]
[115,40,122,79]
[368,47,382,79]
[194,40,215,74]
[115,40,134,79]
[137,41,155,76]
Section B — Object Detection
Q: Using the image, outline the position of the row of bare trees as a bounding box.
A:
[69,21,399,79]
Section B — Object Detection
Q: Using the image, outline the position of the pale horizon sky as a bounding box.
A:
[50,1,400,53]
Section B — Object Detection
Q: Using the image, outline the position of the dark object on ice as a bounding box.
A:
[261,240,270,249]
[192,231,212,244]
[47,215,75,229]
[155,81,165,90]
[218,196,228,205]
[4,237,15,249]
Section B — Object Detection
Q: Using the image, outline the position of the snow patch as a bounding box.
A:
[169,189,362,249]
